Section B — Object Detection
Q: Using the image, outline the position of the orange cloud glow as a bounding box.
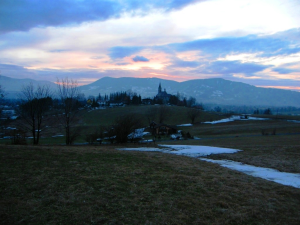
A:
[257,86,300,92]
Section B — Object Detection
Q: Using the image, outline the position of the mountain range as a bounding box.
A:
[79,77,300,107]
[0,75,57,99]
[1,75,300,107]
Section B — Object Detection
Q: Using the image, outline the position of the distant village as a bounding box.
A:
[87,83,200,108]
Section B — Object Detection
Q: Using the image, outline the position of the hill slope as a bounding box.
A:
[80,77,300,107]
[0,75,56,99]
[1,75,300,107]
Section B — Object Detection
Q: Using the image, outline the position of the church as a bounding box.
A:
[155,83,171,103]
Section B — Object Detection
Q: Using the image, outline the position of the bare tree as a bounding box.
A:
[113,113,143,143]
[0,73,5,119]
[158,105,171,124]
[56,78,82,145]
[187,97,196,107]
[145,106,157,125]
[18,83,52,144]
[187,108,202,124]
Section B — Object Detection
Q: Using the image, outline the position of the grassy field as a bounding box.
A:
[3,105,299,145]
[181,119,300,138]
[1,106,300,224]
[163,134,300,173]
[82,105,226,127]
[1,144,300,224]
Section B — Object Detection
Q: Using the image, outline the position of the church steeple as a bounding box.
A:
[158,83,162,93]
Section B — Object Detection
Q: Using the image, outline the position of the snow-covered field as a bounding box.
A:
[117,145,300,189]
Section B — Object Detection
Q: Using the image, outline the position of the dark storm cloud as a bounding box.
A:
[0,0,205,33]
[199,61,270,76]
[132,56,149,62]
[109,46,143,59]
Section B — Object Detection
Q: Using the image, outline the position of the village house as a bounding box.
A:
[153,123,177,135]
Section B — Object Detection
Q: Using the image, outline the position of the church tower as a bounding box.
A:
[158,83,162,94]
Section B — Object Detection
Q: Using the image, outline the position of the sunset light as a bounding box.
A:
[0,0,299,90]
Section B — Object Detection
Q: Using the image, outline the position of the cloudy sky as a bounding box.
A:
[0,0,300,90]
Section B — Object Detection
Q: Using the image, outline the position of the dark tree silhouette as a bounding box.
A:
[56,78,82,145]
[145,106,157,125]
[158,105,171,124]
[187,108,202,124]
[18,83,52,144]
[264,108,272,115]
[113,113,142,143]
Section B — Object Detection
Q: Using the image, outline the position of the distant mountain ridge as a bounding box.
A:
[1,75,300,107]
[0,75,57,99]
[79,77,300,107]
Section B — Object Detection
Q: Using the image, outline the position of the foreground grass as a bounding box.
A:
[164,134,300,173]
[1,145,300,224]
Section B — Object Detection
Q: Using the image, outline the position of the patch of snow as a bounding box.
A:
[177,124,193,126]
[204,116,269,124]
[170,134,182,140]
[247,116,269,121]
[118,145,239,157]
[212,90,223,97]
[52,135,64,137]
[3,136,12,139]
[160,145,240,157]
[117,145,300,189]
[287,120,300,123]
[139,139,154,143]
[117,147,162,152]
[5,127,17,130]
[89,86,99,90]
[200,158,300,189]
[128,128,145,139]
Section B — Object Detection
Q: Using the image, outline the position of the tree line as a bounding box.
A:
[3,77,205,145]
[12,78,83,145]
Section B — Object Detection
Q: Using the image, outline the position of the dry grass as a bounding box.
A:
[164,134,300,173]
[183,120,300,137]
[82,105,225,127]
[1,144,300,224]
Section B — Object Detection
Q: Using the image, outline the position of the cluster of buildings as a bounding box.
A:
[91,83,172,107]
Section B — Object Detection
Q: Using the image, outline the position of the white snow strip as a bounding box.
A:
[204,116,268,124]
[116,147,162,152]
[287,120,300,123]
[118,145,239,156]
[160,145,239,157]
[200,158,300,189]
[117,144,300,189]
[52,135,64,137]
[177,124,193,126]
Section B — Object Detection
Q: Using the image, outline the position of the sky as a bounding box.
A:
[0,0,300,90]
